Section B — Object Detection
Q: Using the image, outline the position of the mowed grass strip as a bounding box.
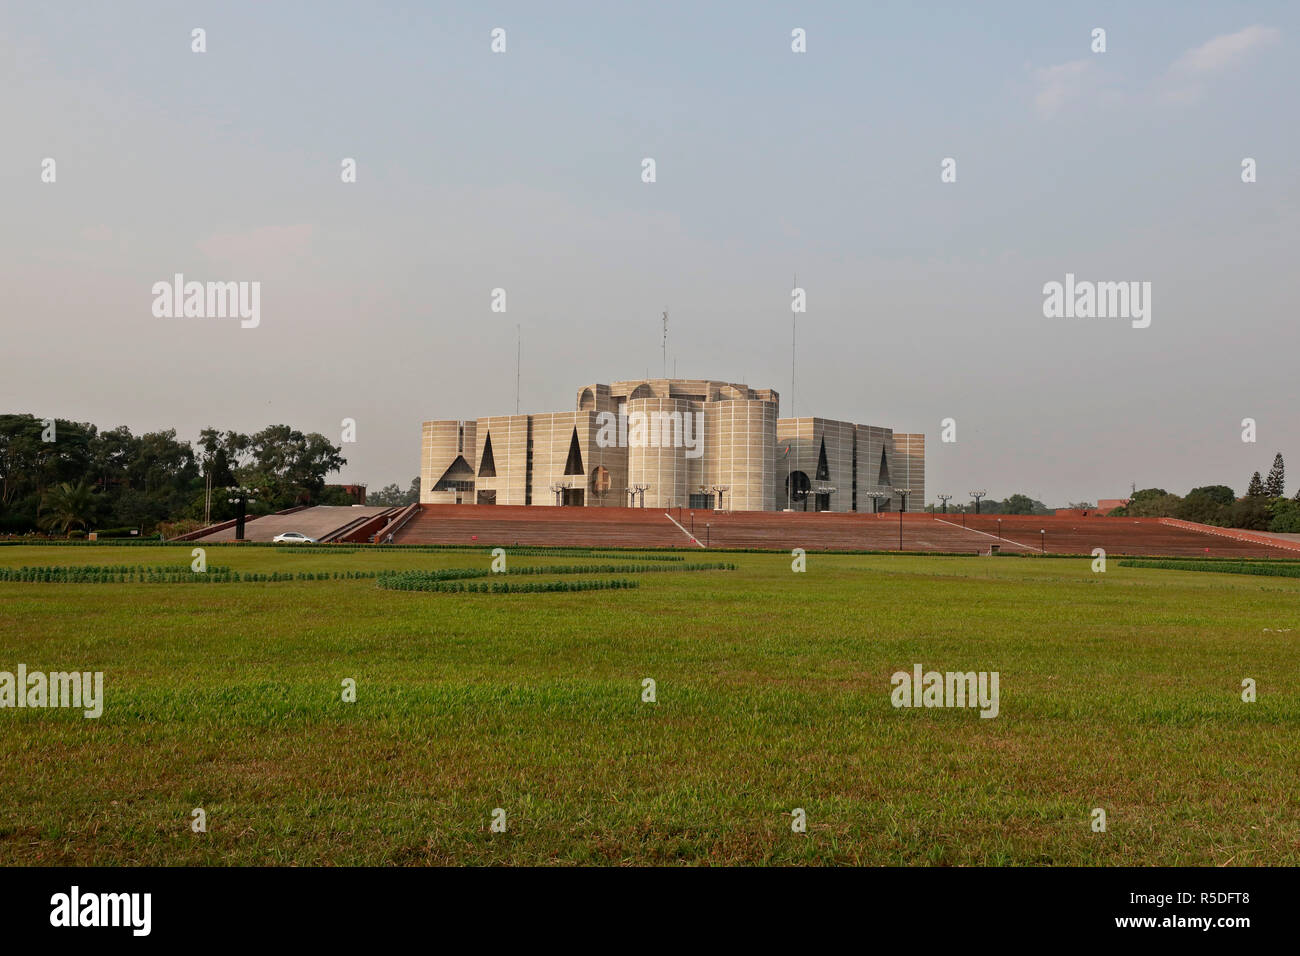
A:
[0,545,1296,865]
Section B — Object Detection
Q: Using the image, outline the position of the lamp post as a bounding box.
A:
[894,488,910,550]
[969,490,987,515]
[705,523,710,548]
[866,491,888,514]
[1040,528,1046,553]
[937,493,952,514]
[551,482,565,507]
[226,486,257,541]
[710,484,729,512]
[812,484,837,513]
[633,483,650,508]
[997,518,1002,539]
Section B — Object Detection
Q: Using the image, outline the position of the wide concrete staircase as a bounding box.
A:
[391,506,1300,556]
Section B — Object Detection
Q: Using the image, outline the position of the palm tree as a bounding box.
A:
[38,480,98,535]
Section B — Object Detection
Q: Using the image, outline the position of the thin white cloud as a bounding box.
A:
[1032,59,1095,118]
[1034,26,1282,115]
[1161,25,1281,101]
[1170,24,1281,74]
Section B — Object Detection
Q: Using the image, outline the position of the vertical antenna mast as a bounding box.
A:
[662,310,668,378]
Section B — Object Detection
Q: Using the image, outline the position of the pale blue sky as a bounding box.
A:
[3,1,1297,503]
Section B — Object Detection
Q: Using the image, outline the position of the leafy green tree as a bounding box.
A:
[367,483,404,507]
[114,488,172,531]
[1187,485,1235,506]
[0,414,45,508]
[1230,494,1271,531]
[1002,494,1037,515]
[40,419,96,492]
[1176,491,1230,525]
[1129,492,1184,517]
[1268,498,1300,533]
[126,429,197,494]
[1129,488,1168,509]
[89,425,136,493]
[0,416,347,533]
[1,415,96,524]
[240,425,347,508]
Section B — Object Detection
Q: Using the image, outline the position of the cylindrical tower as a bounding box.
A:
[626,397,695,509]
[707,399,777,511]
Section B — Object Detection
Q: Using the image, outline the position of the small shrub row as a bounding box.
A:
[374,561,732,591]
[374,568,492,588]
[0,567,377,584]
[592,552,684,562]
[0,538,170,547]
[2,563,230,576]
[502,561,735,576]
[379,577,639,594]
[274,547,360,555]
[1117,559,1300,579]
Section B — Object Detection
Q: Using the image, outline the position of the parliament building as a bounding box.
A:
[422,378,924,512]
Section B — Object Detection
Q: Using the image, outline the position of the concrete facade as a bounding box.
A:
[422,378,924,512]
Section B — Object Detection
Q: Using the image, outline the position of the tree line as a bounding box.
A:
[920,453,1298,532]
[0,413,349,537]
[926,494,1052,515]
[1105,453,1298,532]
[366,477,420,508]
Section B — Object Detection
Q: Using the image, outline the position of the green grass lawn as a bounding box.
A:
[0,543,1296,866]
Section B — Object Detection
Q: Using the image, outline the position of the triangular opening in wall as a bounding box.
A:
[478,432,497,478]
[877,448,891,486]
[815,438,830,481]
[563,428,585,476]
[434,455,475,490]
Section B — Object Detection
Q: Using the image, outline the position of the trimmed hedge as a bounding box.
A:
[377,577,640,594]
[0,566,376,584]
[1117,558,1300,579]
[375,561,733,591]
[0,557,733,587]
[272,547,360,554]
[500,561,734,575]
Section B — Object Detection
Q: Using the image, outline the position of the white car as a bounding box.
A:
[272,532,316,544]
